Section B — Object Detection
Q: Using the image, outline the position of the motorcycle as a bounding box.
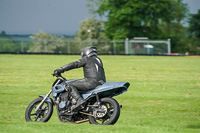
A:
[25,73,130,125]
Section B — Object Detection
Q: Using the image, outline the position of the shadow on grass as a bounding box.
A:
[187,123,200,129]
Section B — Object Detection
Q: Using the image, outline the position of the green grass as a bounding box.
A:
[0,54,200,133]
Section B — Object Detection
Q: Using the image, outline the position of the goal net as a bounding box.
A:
[125,38,171,55]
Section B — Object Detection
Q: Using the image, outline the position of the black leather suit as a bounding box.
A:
[59,55,106,91]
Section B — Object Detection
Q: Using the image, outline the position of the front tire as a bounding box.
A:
[89,97,120,125]
[25,98,53,122]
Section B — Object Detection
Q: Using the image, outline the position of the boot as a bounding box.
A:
[70,86,85,112]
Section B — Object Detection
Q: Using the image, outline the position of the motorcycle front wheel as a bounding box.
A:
[89,97,120,125]
[25,98,53,122]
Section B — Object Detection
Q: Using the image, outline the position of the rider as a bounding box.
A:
[54,46,106,111]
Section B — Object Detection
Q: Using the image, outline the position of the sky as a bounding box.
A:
[0,0,200,35]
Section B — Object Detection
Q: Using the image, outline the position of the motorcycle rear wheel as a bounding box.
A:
[25,98,53,122]
[89,97,120,125]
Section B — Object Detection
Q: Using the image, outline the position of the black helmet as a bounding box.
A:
[81,46,97,57]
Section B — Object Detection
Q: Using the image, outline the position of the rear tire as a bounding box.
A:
[25,98,53,122]
[89,97,120,125]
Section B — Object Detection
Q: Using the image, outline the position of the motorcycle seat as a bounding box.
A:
[79,84,103,94]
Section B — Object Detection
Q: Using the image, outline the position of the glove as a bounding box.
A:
[53,68,63,76]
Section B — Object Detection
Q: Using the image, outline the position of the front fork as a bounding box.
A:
[35,79,61,112]
[35,90,52,112]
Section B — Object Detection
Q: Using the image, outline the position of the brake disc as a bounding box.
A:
[96,105,108,118]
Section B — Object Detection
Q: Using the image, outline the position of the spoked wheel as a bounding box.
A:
[25,98,53,122]
[89,97,120,125]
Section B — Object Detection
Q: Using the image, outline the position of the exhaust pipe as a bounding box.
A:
[75,119,89,124]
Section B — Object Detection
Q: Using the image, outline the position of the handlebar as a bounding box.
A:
[52,73,66,81]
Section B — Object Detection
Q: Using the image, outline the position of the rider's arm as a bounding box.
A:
[56,57,87,73]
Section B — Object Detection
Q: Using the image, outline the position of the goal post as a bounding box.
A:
[125,38,171,55]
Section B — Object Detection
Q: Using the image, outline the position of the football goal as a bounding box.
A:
[125,37,171,55]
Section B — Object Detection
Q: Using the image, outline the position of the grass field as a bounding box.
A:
[0,54,200,133]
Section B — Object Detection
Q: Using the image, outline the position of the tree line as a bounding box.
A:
[87,0,200,54]
[0,0,199,54]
